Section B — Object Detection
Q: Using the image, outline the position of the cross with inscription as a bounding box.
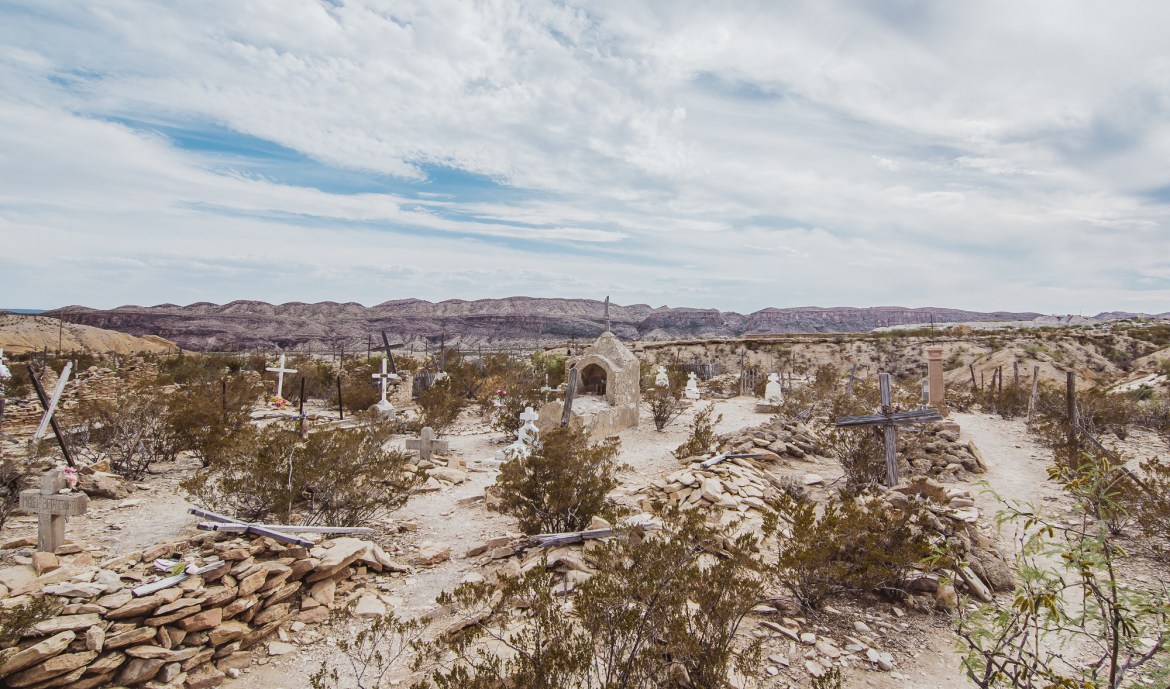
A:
[19,469,88,552]
[406,426,449,464]
[834,372,942,486]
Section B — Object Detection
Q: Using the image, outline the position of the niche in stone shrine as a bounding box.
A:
[580,363,607,395]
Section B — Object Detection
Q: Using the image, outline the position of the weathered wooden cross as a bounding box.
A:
[19,469,88,552]
[266,353,297,399]
[34,361,73,442]
[373,331,405,374]
[604,295,611,333]
[406,426,449,463]
[834,372,942,486]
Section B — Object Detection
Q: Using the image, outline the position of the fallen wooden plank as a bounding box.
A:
[699,452,763,469]
[196,522,374,536]
[529,522,659,548]
[133,560,225,597]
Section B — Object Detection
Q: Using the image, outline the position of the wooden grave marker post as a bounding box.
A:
[561,366,579,427]
[835,372,943,486]
[20,469,88,552]
[33,361,72,442]
[406,426,449,464]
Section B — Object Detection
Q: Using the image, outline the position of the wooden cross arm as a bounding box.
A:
[19,490,88,516]
[834,408,943,427]
[187,508,313,547]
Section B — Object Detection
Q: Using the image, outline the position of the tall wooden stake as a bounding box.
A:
[1026,366,1040,425]
[1066,371,1077,448]
[337,375,344,421]
[879,373,899,486]
[561,367,578,428]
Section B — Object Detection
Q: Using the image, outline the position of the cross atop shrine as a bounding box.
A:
[604,296,611,333]
[266,353,297,400]
[406,426,449,464]
[19,469,88,552]
[834,372,942,486]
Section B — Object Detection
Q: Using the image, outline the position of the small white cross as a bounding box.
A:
[266,354,297,400]
[520,406,539,424]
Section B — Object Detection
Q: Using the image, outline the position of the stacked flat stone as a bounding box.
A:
[0,533,410,688]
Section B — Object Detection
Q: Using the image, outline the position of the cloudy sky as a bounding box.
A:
[1,1,1168,315]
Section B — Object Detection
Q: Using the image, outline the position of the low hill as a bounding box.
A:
[0,313,179,355]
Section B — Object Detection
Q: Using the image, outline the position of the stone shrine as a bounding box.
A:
[538,331,640,439]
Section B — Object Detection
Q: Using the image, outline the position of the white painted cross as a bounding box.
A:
[371,357,400,413]
[34,362,72,442]
[406,426,449,464]
[266,354,297,400]
[19,469,88,552]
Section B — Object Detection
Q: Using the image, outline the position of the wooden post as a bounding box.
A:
[221,378,228,417]
[1013,361,1020,390]
[299,377,308,438]
[337,375,344,421]
[1026,366,1040,424]
[879,373,899,486]
[1066,371,1077,448]
[969,364,977,390]
[561,366,578,428]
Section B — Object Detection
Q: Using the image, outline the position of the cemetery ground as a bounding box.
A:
[0,335,1169,689]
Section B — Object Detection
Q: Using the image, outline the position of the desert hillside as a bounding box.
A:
[0,313,179,355]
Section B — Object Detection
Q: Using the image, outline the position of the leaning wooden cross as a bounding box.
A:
[20,469,88,552]
[189,508,373,547]
[834,372,943,486]
[406,426,449,464]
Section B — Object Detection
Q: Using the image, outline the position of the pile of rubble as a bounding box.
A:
[0,533,410,688]
[634,457,780,519]
[714,419,828,461]
[898,422,988,480]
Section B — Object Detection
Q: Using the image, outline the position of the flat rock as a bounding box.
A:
[6,651,95,687]
[354,595,386,618]
[29,614,101,636]
[0,630,75,677]
[413,541,451,566]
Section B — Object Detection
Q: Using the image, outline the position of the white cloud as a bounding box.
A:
[0,0,1168,315]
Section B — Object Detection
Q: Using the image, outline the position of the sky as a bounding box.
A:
[1,1,1169,315]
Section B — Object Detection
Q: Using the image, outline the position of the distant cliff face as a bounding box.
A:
[46,299,1043,352]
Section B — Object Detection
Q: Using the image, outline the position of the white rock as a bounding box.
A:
[353,595,387,618]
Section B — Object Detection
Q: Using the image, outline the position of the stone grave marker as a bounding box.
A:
[266,354,297,400]
[406,427,449,465]
[764,372,784,405]
[654,365,669,387]
[684,372,701,400]
[20,468,88,552]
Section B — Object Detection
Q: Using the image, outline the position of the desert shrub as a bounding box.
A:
[165,374,263,467]
[417,378,468,437]
[335,359,382,413]
[529,350,566,384]
[155,352,243,385]
[493,426,622,535]
[182,414,418,526]
[0,596,60,645]
[1130,455,1170,560]
[772,491,937,610]
[673,404,722,459]
[70,382,178,479]
[956,458,1170,689]
[310,604,426,689]
[824,426,887,495]
[423,511,764,689]
[643,367,688,432]
[0,460,26,532]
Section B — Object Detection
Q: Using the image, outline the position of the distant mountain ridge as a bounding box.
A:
[45,298,1049,352]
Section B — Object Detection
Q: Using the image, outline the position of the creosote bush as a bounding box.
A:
[0,596,60,645]
[71,382,177,479]
[493,426,623,535]
[182,414,419,526]
[309,604,426,689]
[422,510,765,689]
[164,374,263,467]
[772,490,938,610]
[673,404,722,459]
[417,378,468,437]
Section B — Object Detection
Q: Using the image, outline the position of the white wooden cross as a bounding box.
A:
[33,362,72,442]
[406,426,449,464]
[266,354,297,400]
[834,372,942,486]
[19,469,88,552]
[372,357,400,406]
